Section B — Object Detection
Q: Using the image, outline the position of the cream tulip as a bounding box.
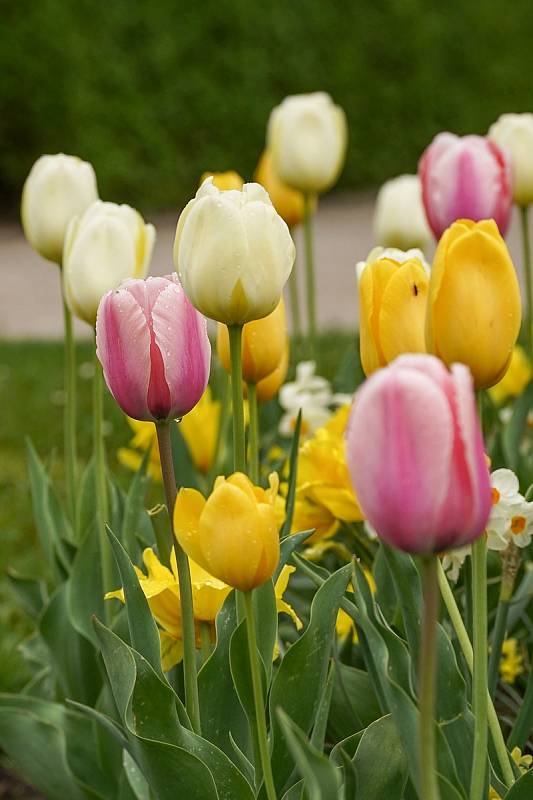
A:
[267,92,347,194]
[173,177,295,325]
[21,154,98,264]
[488,113,533,207]
[63,201,155,326]
[373,174,432,252]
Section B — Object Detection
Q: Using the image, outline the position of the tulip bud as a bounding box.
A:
[200,171,244,191]
[373,174,431,252]
[267,92,347,194]
[419,133,512,239]
[217,299,287,384]
[346,354,491,554]
[96,274,211,422]
[256,345,289,404]
[63,200,155,326]
[21,154,98,264]
[357,248,429,376]
[425,219,521,389]
[488,114,533,207]
[174,178,295,325]
[254,150,307,228]
[174,472,280,591]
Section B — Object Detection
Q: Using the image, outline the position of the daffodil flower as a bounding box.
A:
[487,469,533,551]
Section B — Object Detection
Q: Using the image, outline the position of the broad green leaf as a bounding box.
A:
[327,663,381,742]
[277,709,341,800]
[275,529,316,581]
[353,714,408,798]
[120,447,152,560]
[77,458,97,542]
[6,569,47,618]
[280,410,301,539]
[310,661,335,751]
[122,749,151,800]
[269,564,351,793]
[502,380,533,472]
[171,420,199,490]
[504,769,533,798]
[67,519,105,647]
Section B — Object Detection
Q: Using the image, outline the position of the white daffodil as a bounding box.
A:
[441,545,471,583]
[487,469,533,550]
[279,361,351,438]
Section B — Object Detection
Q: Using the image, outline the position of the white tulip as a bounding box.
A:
[267,92,347,194]
[173,178,295,325]
[488,113,533,206]
[21,153,98,264]
[373,174,431,252]
[63,201,155,326]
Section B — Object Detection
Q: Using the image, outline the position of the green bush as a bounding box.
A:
[1,0,533,212]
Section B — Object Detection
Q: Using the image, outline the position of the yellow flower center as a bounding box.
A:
[511,516,526,535]
[491,488,500,505]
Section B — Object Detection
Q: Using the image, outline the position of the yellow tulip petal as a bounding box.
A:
[173,488,208,570]
[160,631,183,672]
[379,259,428,363]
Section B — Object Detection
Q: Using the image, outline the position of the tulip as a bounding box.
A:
[254,150,306,228]
[21,153,98,264]
[425,219,521,389]
[419,133,512,239]
[256,345,289,403]
[488,114,533,207]
[217,298,287,384]
[267,92,348,194]
[200,170,244,191]
[373,174,432,252]
[174,472,280,591]
[64,200,155,326]
[489,346,532,406]
[96,274,211,422]
[173,178,295,326]
[357,248,429,376]
[346,354,491,554]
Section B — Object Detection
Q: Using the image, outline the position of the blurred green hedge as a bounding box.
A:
[1,0,533,212]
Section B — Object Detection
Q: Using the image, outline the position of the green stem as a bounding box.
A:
[200,621,212,664]
[419,556,441,800]
[93,353,112,611]
[248,382,259,483]
[228,324,246,472]
[208,372,230,488]
[436,560,514,789]
[288,229,302,343]
[470,535,489,800]
[303,193,317,360]
[488,597,510,697]
[244,591,277,800]
[62,293,78,527]
[156,422,201,736]
[520,205,533,357]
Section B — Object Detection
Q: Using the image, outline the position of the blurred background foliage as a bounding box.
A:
[2,0,533,212]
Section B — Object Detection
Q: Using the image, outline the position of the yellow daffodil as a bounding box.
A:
[511,746,533,774]
[174,472,280,591]
[274,565,302,630]
[499,638,524,684]
[118,418,161,480]
[200,171,244,191]
[489,345,532,406]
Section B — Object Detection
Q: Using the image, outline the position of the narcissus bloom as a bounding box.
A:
[64,200,155,325]
[487,469,533,550]
[21,153,98,264]
[267,92,347,194]
[254,150,307,228]
[357,248,429,376]
[373,175,431,252]
[174,178,295,325]
[174,473,280,591]
[425,219,521,389]
[200,170,244,191]
[488,113,533,206]
[217,299,287,384]
[419,133,512,238]
[346,354,491,554]
[96,274,211,422]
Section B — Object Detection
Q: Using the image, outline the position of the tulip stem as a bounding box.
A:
[288,229,302,344]
[248,382,259,483]
[156,421,201,736]
[436,560,515,789]
[419,555,441,800]
[93,354,113,616]
[62,293,78,528]
[244,590,277,800]
[303,193,317,360]
[520,205,533,357]
[470,535,489,800]
[488,542,520,697]
[228,324,246,472]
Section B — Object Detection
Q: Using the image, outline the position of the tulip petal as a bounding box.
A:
[173,488,208,571]
[379,259,429,363]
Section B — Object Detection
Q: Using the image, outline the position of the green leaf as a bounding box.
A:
[504,769,533,798]
[327,663,381,741]
[121,447,152,560]
[280,410,301,539]
[275,529,316,581]
[6,569,47,618]
[269,564,351,793]
[77,457,97,542]
[171,420,200,490]
[502,380,533,471]
[122,749,151,800]
[67,519,105,647]
[310,661,335,752]
[277,708,341,800]
[353,714,408,798]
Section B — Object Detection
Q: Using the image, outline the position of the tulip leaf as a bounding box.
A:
[277,708,341,800]
[67,519,105,648]
[120,447,153,560]
[275,529,316,581]
[268,563,351,793]
[502,379,533,473]
[5,569,47,619]
[352,714,408,798]
[122,749,151,800]
[327,663,381,742]
[504,768,533,798]
[77,457,97,542]
[280,409,302,539]
[171,419,200,490]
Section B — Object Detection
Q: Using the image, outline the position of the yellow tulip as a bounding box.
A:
[254,150,307,228]
[174,472,280,591]
[358,253,429,376]
[256,343,289,403]
[217,299,287,384]
[200,170,244,191]
[426,219,521,389]
[489,345,532,406]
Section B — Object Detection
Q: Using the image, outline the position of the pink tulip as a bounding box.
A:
[346,354,491,554]
[419,132,512,239]
[96,274,211,422]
